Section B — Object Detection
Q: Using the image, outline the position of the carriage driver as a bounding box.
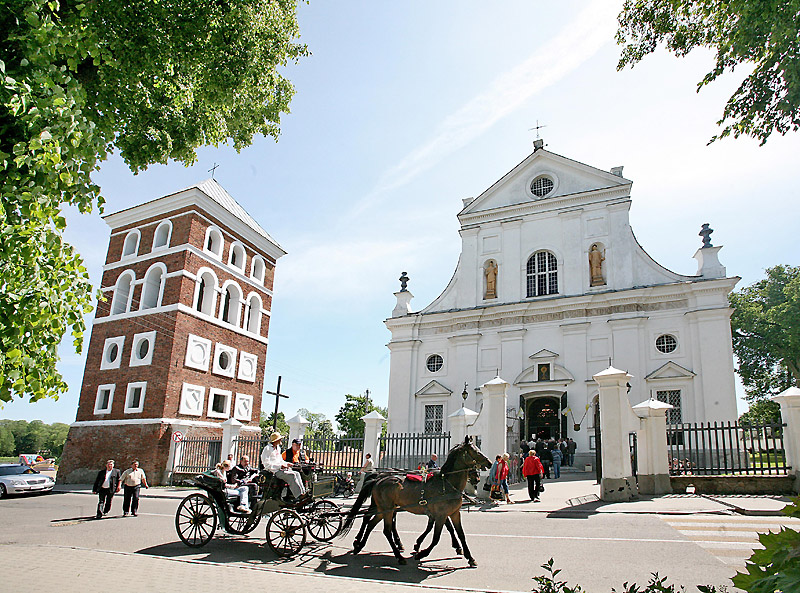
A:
[282,438,309,464]
[261,432,308,502]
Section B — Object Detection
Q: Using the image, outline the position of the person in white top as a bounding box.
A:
[355,453,374,493]
[260,432,307,501]
[214,460,251,513]
[119,460,149,517]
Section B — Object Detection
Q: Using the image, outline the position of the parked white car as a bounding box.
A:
[0,464,55,498]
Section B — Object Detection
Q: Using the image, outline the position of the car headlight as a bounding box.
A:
[10,479,26,486]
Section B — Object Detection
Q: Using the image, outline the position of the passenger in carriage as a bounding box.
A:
[282,438,309,464]
[213,460,251,513]
[230,455,259,500]
[261,432,308,503]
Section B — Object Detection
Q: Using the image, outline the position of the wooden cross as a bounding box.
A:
[264,376,289,431]
[208,162,220,178]
[528,120,547,139]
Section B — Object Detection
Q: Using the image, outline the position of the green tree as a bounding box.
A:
[1,0,306,404]
[43,422,69,458]
[1,419,29,454]
[335,393,388,437]
[730,265,800,401]
[260,411,289,437]
[296,408,334,440]
[16,419,47,453]
[738,399,782,426]
[616,0,800,145]
[0,424,15,456]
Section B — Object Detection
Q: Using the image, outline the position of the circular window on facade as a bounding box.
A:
[530,176,554,198]
[218,351,231,370]
[655,334,677,354]
[426,354,444,373]
[106,343,119,364]
[137,338,150,360]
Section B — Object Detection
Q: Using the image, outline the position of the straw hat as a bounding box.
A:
[269,432,283,444]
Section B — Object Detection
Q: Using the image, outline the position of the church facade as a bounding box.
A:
[59,180,284,484]
[385,142,739,461]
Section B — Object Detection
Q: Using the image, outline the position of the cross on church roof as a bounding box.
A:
[528,120,547,139]
[208,162,220,179]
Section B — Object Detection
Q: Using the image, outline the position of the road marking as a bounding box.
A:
[396,530,732,546]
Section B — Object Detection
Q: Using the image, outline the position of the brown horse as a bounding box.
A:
[342,436,491,566]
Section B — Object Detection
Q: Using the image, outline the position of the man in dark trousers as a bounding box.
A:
[92,459,121,519]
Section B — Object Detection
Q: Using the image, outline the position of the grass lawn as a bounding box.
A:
[0,457,17,464]
[750,451,786,468]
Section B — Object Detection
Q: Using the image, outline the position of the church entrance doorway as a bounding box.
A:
[525,396,561,441]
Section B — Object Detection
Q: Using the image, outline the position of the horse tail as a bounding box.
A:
[340,472,379,536]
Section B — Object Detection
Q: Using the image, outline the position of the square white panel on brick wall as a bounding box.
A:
[179,383,205,416]
[207,388,232,419]
[129,331,156,367]
[213,343,237,378]
[234,393,253,422]
[185,334,212,371]
[237,351,258,382]
[100,336,125,370]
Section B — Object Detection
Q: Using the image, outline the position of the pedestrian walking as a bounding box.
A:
[92,459,121,519]
[567,438,577,467]
[120,460,149,516]
[522,450,544,501]
[559,439,568,466]
[551,445,563,479]
[494,453,514,504]
[540,442,552,479]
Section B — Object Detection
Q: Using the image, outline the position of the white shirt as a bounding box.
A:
[102,469,113,489]
[261,443,284,472]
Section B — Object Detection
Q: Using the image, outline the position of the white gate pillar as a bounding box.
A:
[632,398,673,495]
[477,376,509,497]
[221,418,243,463]
[287,414,310,443]
[773,387,800,493]
[361,411,386,468]
[593,366,639,501]
[449,406,479,445]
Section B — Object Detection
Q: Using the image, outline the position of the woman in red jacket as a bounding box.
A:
[522,450,544,502]
[494,453,514,504]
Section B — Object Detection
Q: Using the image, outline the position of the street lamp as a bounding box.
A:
[461,383,468,407]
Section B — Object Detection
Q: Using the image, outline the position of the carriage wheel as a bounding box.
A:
[266,509,307,557]
[175,493,217,547]
[306,499,342,542]
[227,510,262,535]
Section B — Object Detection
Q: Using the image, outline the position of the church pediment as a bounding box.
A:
[514,362,574,386]
[529,349,559,360]
[415,380,453,398]
[645,361,696,381]
[459,149,631,217]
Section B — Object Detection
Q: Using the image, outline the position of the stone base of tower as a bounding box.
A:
[59,422,183,486]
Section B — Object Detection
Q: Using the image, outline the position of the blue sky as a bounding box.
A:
[3,1,799,427]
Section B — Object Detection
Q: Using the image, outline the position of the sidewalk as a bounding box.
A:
[56,473,794,516]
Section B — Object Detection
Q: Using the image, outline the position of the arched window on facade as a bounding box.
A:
[204,226,224,259]
[193,269,218,316]
[122,230,140,259]
[228,242,246,272]
[250,255,266,285]
[244,293,262,335]
[526,251,558,297]
[111,271,135,315]
[220,282,243,327]
[140,264,165,310]
[152,220,172,250]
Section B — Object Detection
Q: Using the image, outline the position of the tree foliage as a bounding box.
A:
[297,408,334,440]
[0,0,305,404]
[738,399,782,426]
[335,393,387,437]
[729,265,800,400]
[0,418,70,458]
[616,0,800,145]
[260,411,289,438]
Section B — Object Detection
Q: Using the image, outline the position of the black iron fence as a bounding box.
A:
[378,432,451,470]
[172,436,221,475]
[629,432,638,477]
[666,422,789,476]
[233,434,267,465]
[303,434,365,476]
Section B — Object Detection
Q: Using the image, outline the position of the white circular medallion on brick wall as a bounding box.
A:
[184,334,212,371]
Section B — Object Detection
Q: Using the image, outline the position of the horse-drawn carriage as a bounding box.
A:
[175,462,343,556]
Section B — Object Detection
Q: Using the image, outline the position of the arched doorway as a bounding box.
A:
[525,397,561,440]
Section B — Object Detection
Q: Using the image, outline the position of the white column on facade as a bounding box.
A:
[500,219,522,301]
[448,333,482,412]
[632,398,673,495]
[561,321,590,443]
[558,209,583,295]
[773,387,800,492]
[220,417,243,462]
[386,338,420,433]
[608,201,634,289]
[287,414,310,443]
[361,411,386,468]
[448,406,479,445]
[457,227,480,309]
[593,366,639,501]
[608,317,647,402]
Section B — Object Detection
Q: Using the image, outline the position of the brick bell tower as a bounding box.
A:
[59,179,285,484]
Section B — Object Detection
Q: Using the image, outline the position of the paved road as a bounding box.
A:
[1,488,797,592]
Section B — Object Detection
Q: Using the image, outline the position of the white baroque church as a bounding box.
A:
[385,141,739,459]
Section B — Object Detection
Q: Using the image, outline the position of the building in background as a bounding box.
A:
[385,141,739,463]
[59,180,285,484]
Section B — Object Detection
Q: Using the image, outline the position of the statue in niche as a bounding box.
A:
[485,260,498,299]
[588,244,605,287]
